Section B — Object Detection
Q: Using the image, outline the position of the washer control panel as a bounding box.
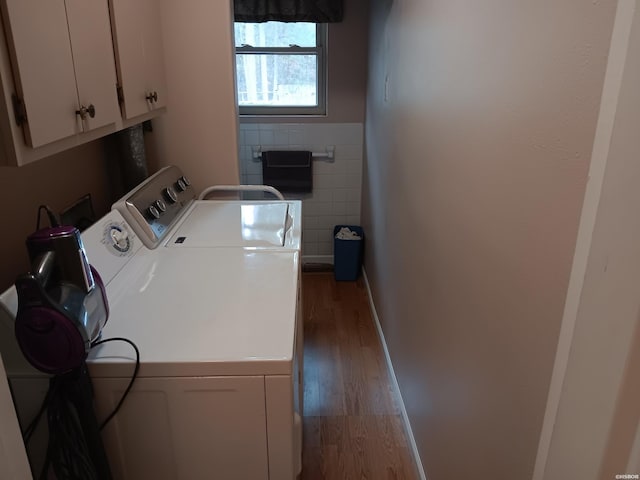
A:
[111,166,196,249]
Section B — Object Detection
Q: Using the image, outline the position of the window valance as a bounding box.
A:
[234,0,343,23]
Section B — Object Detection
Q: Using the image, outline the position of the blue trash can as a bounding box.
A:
[333,225,364,281]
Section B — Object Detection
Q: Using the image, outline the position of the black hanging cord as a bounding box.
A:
[39,365,109,480]
[22,337,139,479]
[36,204,60,230]
[90,337,140,430]
[22,386,53,444]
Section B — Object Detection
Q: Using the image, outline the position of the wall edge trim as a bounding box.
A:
[531,0,637,478]
[362,267,428,480]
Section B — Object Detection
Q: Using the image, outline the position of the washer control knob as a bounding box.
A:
[109,226,131,253]
[163,187,178,203]
[154,199,167,212]
[147,205,161,219]
[176,175,191,192]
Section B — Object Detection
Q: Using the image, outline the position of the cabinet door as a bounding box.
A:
[93,376,269,480]
[65,0,120,132]
[110,0,167,119]
[1,0,79,147]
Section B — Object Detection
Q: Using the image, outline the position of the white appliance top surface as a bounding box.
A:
[88,247,299,378]
[165,201,301,250]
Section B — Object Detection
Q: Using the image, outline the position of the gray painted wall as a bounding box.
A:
[362,0,617,477]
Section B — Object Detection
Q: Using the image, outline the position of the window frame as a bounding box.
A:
[235,23,327,116]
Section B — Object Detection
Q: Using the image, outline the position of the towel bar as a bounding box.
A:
[251,145,335,162]
[199,185,285,200]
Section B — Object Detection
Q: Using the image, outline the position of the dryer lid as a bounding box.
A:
[165,202,290,248]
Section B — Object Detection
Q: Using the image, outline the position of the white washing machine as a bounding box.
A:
[0,166,303,479]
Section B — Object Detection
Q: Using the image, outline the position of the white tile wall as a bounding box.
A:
[238,123,364,263]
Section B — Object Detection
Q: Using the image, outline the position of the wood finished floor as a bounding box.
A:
[301,273,418,480]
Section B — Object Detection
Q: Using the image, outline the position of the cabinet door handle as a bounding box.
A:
[146,91,158,103]
[76,104,96,119]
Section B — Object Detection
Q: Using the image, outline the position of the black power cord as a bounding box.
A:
[90,337,140,430]
[22,337,140,479]
[35,204,60,230]
[22,387,52,444]
[39,365,109,480]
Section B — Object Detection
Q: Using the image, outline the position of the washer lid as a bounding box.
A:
[87,247,299,377]
[166,202,290,248]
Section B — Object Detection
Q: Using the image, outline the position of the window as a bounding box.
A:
[234,22,326,116]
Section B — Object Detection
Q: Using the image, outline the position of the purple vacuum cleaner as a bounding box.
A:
[13,206,113,479]
[14,206,109,375]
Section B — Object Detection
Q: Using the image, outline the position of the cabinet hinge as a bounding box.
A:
[11,94,26,125]
[116,84,124,104]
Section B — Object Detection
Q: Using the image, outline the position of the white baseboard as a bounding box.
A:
[362,268,428,480]
[302,255,333,265]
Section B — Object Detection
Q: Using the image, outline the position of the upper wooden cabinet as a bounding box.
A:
[109,0,168,120]
[0,0,168,166]
[0,0,120,148]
